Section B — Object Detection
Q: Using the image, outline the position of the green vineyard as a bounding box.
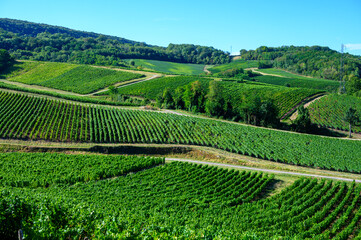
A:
[309,94,361,133]
[2,90,361,172]
[115,75,322,117]
[2,153,361,239]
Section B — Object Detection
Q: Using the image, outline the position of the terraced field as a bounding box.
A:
[2,153,361,239]
[2,90,361,172]
[2,61,144,94]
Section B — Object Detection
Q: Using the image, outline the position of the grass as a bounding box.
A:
[125,59,205,75]
[3,61,144,94]
[208,60,258,74]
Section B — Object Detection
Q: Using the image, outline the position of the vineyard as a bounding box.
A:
[124,59,205,75]
[3,61,144,94]
[2,153,361,238]
[208,59,259,74]
[308,94,361,133]
[115,75,322,117]
[2,90,361,172]
[254,75,339,91]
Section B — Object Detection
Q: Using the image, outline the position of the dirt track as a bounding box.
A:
[166,158,361,183]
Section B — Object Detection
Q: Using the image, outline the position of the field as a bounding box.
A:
[254,75,339,91]
[2,61,144,94]
[2,153,361,239]
[308,94,361,133]
[208,59,258,74]
[2,90,361,172]
[125,59,205,75]
[115,75,322,117]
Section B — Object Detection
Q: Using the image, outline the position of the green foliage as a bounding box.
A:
[125,59,205,75]
[0,153,164,187]
[254,74,339,91]
[0,49,14,72]
[240,46,361,83]
[4,166,361,238]
[3,161,273,238]
[3,90,361,172]
[308,94,361,133]
[116,76,210,99]
[208,60,258,74]
[3,61,144,94]
[0,18,230,65]
[292,106,314,133]
[116,75,322,118]
[0,81,140,106]
[205,80,224,116]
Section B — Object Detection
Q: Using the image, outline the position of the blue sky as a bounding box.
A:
[1,0,361,55]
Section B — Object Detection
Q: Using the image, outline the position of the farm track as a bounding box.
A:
[166,158,361,183]
[245,68,285,78]
[284,93,327,120]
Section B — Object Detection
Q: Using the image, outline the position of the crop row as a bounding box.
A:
[2,90,361,172]
[0,152,164,188]
[4,160,361,238]
[309,94,361,133]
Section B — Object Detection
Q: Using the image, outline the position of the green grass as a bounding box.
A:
[3,61,144,94]
[125,59,205,75]
[208,60,258,74]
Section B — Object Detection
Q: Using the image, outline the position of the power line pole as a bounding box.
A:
[340,44,346,94]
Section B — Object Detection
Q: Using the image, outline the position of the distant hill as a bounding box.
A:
[239,46,361,86]
[0,18,230,65]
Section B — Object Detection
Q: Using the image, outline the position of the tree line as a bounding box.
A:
[155,80,280,128]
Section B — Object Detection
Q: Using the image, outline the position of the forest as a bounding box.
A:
[0,18,230,66]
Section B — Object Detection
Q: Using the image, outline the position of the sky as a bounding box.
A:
[1,0,361,55]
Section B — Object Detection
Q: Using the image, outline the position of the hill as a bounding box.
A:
[239,46,361,88]
[0,18,230,65]
[114,75,322,117]
[1,61,144,94]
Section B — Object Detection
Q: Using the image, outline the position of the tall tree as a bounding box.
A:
[205,80,224,117]
[0,49,14,72]
[344,107,359,138]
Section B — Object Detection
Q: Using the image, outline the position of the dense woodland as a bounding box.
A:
[0,18,230,66]
[240,46,361,94]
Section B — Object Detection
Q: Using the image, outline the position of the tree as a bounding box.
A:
[0,49,14,72]
[108,85,118,101]
[205,80,224,117]
[173,86,185,109]
[240,96,262,125]
[259,99,279,127]
[183,81,204,112]
[344,107,359,138]
[162,88,174,109]
[292,106,313,133]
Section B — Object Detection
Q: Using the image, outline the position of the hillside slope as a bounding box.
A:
[0,18,230,65]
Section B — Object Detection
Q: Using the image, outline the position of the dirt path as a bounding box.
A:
[86,73,162,96]
[166,158,361,183]
[203,65,212,75]
[289,95,327,120]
